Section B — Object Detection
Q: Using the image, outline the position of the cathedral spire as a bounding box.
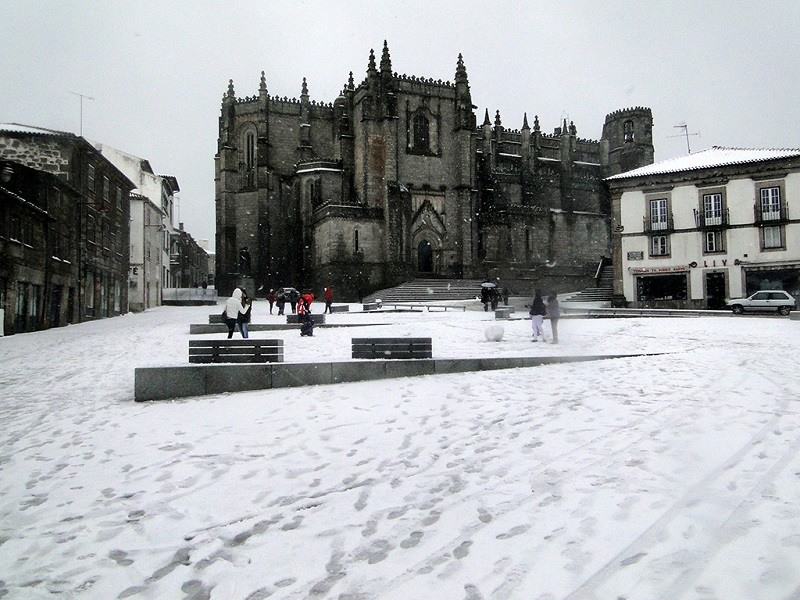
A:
[348,71,354,90]
[227,79,235,98]
[367,49,377,76]
[522,112,530,130]
[495,110,502,128]
[380,40,392,75]
[259,71,267,94]
[483,109,491,127]
[301,77,309,98]
[455,53,468,84]
[534,114,540,132]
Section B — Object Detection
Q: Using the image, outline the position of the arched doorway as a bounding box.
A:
[417,239,433,272]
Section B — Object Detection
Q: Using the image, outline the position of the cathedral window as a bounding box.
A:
[624,120,634,143]
[245,131,256,170]
[241,128,257,188]
[412,114,430,153]
[354,229,360,254]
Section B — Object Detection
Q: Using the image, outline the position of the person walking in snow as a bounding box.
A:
[480,282,491,312]
[276,289,286,315]
[267,289,276,314]
[529,289,547,342]
[237,288,252,338]
[288,288,300,314]
[547,292,560,344]
[323,286,333,314]
[224,287,248,339]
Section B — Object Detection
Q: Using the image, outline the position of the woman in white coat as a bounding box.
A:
[223,288,248,339]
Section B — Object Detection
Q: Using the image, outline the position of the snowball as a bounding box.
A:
[484,325,504,342]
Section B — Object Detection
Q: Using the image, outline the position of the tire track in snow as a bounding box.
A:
[560,367,796,600]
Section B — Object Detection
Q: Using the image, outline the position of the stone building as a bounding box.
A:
[0,124,134,334]
[170,223,210,289]
[215,43,654,299]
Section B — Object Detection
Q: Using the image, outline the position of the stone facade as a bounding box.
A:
[170,223,210,289]
[215,43,654,299]
[0,125,134,333]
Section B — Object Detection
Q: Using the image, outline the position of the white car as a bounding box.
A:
[725,290,796,315]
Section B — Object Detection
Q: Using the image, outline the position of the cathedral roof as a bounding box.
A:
[607,146,800,180]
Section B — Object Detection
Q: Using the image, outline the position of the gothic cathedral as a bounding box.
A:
[215,42,654,299]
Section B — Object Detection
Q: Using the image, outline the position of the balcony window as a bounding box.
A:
[649,198,669,231]
[760,187,781,220]
[703,193,723,226]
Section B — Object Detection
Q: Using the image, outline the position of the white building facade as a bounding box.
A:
[93,144,178,311]
[607,147,800,309]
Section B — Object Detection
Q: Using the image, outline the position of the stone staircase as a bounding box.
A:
[363,278,485,303]
[560,264,614,304]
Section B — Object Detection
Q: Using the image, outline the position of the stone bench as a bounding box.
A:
[362,302,381,311]
[188,339,284,364]
[384,304,467,312]
[329,305,349,313]
[495,307,514,319]
[209,313,226,324]
[286,313,326,325]
[351,337,432,360]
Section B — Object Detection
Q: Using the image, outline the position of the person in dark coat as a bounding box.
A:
[547,292,560,344]
[288,288,300,314]
[268,289,276,314]
[300,311,314,336]
[237,288,252,338]
[480,283,491,311]
[529,289,547,342]
[276,289,286,315]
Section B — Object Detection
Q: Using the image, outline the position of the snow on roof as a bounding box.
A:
[0,122,75,137]
[606,146,800,180]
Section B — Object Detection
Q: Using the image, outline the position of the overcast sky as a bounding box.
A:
[2,1,798,251]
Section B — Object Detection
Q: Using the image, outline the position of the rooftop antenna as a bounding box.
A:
[669,122,700,153]
[69,91,94,137]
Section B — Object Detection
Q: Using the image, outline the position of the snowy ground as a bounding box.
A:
[1,302,799,600]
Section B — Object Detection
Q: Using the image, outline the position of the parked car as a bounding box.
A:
[725,290,796,315]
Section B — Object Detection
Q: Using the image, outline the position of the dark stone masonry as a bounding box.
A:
[215,42,654,300]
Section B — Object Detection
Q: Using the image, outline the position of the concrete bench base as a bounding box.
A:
[287,313,326,325]
[189,322,387,334]
[329,305,349,313]
[134,353,650,401]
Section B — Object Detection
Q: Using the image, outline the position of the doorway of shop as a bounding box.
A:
[706,271,726,309]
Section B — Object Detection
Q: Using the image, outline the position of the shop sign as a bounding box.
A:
[631,265,688,274]
[689,259,730,268]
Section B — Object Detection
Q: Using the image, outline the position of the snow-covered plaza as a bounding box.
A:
[1,303,799,599]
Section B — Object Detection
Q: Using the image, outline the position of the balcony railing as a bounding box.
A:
[695,207,730,229]
[754,202,789,224]
[643,212,674,234]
